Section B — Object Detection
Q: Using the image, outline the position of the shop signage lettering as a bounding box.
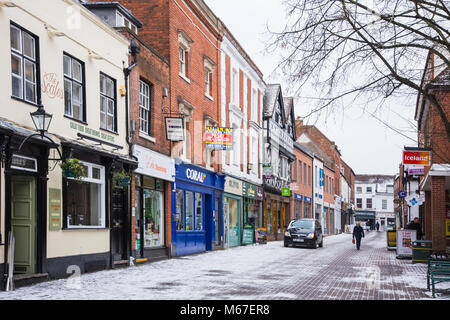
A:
[242,182,257,199]
[165,117,184,142]
[294,193,303,200]
[403,150,431,166]
[42,73,64,100]
[186,168,207,183]
[263,175,289,191]
[48,188,61,231]
[133,145,175,182]
[70,122,115,143]
[205,126,232,150]
[225,177,242,195]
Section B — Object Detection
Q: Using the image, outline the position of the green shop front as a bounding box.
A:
[242,182,264,245]
[224,176,243,248]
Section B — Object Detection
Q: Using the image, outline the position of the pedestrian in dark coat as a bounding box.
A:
[353,222,365,250]
[376,221,380,232]
[406,217,423,240]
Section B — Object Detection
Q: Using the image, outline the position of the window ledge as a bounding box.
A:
[179,73,191,84]
[139,132,156,143]
[205,94,214,101]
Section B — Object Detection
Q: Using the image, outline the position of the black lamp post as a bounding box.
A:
[30,104,53,136]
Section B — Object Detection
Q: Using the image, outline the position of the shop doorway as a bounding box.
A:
[111,187,127,262]
[10,175,36,274]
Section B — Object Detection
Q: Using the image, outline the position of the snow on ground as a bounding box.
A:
[0,231,448,300]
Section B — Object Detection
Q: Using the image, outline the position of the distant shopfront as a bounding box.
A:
[132,145,174,261]
[224,176,243,248]
[171,163,224,256]
[293,193,312,219]
[263,175,291,241]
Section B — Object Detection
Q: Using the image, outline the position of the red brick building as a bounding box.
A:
[85,1,175,263]
[290,142,314,221]
[415,48,450,250]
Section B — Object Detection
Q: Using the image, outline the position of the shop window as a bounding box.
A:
[195,193,203,231]
[64,53,85,122]
[100,73,117,133]
[10,23,39,104]
[185,191,194,231]
[143,189,164,247]
[65,161,105,228]
[175,190,185,231]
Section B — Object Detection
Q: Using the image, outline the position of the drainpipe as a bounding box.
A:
[123,38,140,265]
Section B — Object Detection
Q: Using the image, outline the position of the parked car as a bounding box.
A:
[284,218,323,249]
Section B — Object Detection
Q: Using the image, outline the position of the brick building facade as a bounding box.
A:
[415,48,450,250]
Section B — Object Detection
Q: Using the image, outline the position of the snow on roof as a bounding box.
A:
[263,84,281,118]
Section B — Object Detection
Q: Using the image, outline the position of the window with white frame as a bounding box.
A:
[382,199,388,210]
[204,56,215,99]
[65,161,105,228]
[139,80,151,135]
[356,186,362,193]
[178,30,192,80]
[179,47,188,77]
[366,186,372,193]
[10,23,38,104]
[63,54,84,121]
[100,73,116,132]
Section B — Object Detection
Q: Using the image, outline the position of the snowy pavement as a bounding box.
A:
[0,231,449,300]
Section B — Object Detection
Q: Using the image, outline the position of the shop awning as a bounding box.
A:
[420,164,450,191]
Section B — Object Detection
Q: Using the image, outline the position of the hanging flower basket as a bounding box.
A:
[60,158,86,183]
[113,170,131,187]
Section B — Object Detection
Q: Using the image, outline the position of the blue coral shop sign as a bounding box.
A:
[175,163,224,189]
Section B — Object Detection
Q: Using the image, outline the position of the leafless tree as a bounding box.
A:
[267,0,450,141]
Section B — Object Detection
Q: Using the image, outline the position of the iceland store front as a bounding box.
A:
[171,163,224,256]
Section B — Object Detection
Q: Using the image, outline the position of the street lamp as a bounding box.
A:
[30,104,53,136]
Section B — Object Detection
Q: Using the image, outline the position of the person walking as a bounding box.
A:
[353,222,365,250]
[376,221,380,232]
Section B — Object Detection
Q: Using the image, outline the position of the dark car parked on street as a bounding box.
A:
[284,218,323,249]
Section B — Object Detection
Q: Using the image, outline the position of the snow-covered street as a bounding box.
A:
[0,231,448,300]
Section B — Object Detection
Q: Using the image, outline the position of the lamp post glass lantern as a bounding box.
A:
[31,105,53,135]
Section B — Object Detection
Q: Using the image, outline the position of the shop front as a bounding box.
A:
[294,193,302,220]
[224,176,243,248]
[171,163,224,256]
[132,145,174,262]
[263,175,291,241]
[304,196,312,218]
[241,182,263,245]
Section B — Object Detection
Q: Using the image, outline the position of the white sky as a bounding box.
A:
[204,0,418,175]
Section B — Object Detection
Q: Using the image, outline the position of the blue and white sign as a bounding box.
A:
[294,193,303,201]
[304,196,312,203]
[398,190,406,198]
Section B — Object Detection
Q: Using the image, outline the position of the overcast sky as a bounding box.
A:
[204,0,418,176]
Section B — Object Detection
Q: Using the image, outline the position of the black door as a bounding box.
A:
[111,188,127,261]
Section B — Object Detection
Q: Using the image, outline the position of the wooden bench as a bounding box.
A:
[427,252,450,298]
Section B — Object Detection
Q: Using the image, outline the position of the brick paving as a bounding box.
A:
[0,230,448,300]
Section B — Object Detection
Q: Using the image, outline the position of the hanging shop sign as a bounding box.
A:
[304,196,312,203]
[165,117,184,141]
[281,188,291,197]
[263,163,272,175]
[294,193,303,201]
[133,145,175,182]
[242,182,257,199]
[403,150,431,166]
[205,126,232,150]
[257,187,264,201]
[48,188,62,231]
[407,166,425,175]
[398,190,406,198]
[224,176,242,195]
[10,155,37,172]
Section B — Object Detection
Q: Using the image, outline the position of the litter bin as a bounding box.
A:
[412,240,432,264]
